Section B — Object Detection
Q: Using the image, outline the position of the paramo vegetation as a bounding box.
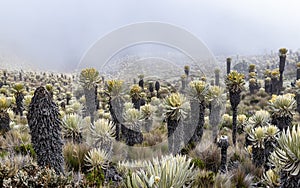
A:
[1,48,300,187]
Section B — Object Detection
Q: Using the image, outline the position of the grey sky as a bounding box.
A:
[0,0,299,71]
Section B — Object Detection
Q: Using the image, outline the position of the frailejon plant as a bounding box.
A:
[264,77,272,94]
[208,86,226,142]
[140,104,156,132]
[217,135,229,173]
[122,107,143,146]
[296,62,300,80]
[278,48,288,94]
[269,94,296,131]
[187,80,210,148]
[226,57,231,74]
[264,69,272,78]
[88,118,115,155]
[262,169,280,188]
[248,64,256,73]
[106,79,124,140]
[138,74,144,90]
[225,71,245,146]
[130,84,142,110]
[61,113,84,144]
[0,95,11,135]
[45,83,54,98]
[214,68,220,86]
[84,147,109,186]
[124,154,197,188]
[163,92,189,154]
[269,125,300,187]
[184,65,190,77]
[11,83,24,116]
[155,81,160,98]
[271,69,280,95]
[295,80,300,114]
[248,126,266,167]
[236,114,247,135]
[249,78,258,95]
[79,68,100,124]
[27,86,64,174]
[264,124,279,170]
[66,91,72,105]
[181,74,187,91]
[247,110,270,128]
[85,147,110,171]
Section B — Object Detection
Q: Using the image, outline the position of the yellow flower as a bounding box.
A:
[269,95,278,103]
[279,48,288,55]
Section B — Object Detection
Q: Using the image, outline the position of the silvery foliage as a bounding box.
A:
[124,154,197,188]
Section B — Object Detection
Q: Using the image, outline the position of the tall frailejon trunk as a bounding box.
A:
[297,68,300,80]
[148,82,155,99]
[215,72,220,86]
[111,97,124,124]
[16,93,24,116]
[232,107,238,146]
[229,92,241,146]
[66,97,71,105]
[95,85,100,110]
[226,59,231,74]
[167,118,179,154]
[84,87,96,124]
[155,81,160,98]
[121,124,143,146]
[271,78,278,94]
[173,120,184,154]
[108,97,121,141]
[252,146,265,167]
[188,102,205,147]
[181,79,186,91]
[19,72,22,81]
[264,79,271,94]
[138,79,144,90]
[271,77,278,95]
[27,86,64,174]
[132,97,141,110]
[0,111,10,135]
[209,103,222,143]
[218,136,229,173]
[278,55,286,94]
[189,100,199,141]
[249,83,256,95]
[271,116,292,132]
[264,139,277,170]
[296,93,300,114]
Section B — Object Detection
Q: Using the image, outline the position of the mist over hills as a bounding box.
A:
[0,0,299,72]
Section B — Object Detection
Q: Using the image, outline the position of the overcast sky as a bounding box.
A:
[0,0,299,71]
